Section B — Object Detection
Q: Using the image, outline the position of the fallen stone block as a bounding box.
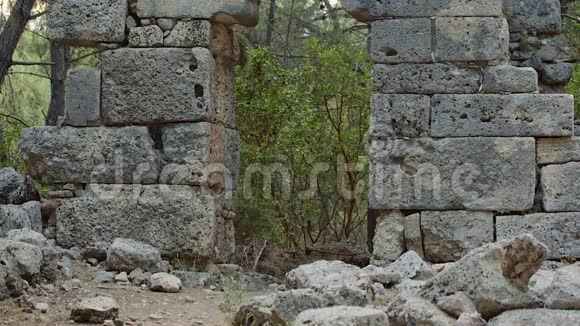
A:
[0,167,40,205]
[164,19,212,47]
[47,0,127,43]
[101,48,215,125]
[149,272,182,293]
[370,19,432,64]
[373,64,482,94]
[488,309,580,325]
[70,296,119,324]
[0,239,43,280]
[436,292,478,318]
[382,251,435,281]
[421,211,494,263]
[0,201,42,236]
[420,234,547,319]
[286,260,361,290]
[496,213,580,259]
[369,137,536,211]
[541,162,580,212]
[106,238,163,273]
[65,69,101,127]
[7,228,47,247]
[371,94,430,138]
[344,0,503,21]
[482,65,538,93]
[56,185,230,258]
[20,127,161,184]
[386,294,456,325]
[134,0,260,27]
[431,94,574,137]
[295,306,389,326]
[0,264,26,300]
[537,137,580,165]
[435,17,509,62]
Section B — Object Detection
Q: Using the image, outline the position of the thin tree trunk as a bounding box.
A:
[46,41,69,126]
[265,0,277,46]
[0,0,36,90]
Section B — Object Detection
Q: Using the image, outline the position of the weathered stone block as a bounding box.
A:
[504,0,562,34]
[539,63,574,85]
[164,19,211,48]
[134,0,259,27]
[370,19,432,64]
[497,213,580,259]
[371,94,430,138]
[404,213,424,258]
[0,202,42,236]
[160,123,240,187]
[541,162,580,212]
[65,69,101,127]
[435,17,509,62]
[101,48,215,125]
[431,94,574,137]
[421,211,494,263]
[537,137,580,165]
[344,0,503,21]
[19,127,161,184]
[128,25,163,47]
[372,210,405,264]
[482,65,538,93]
[56,185,230,257]
[369,137,536,211]
[373,64,481,94]
[47,0,127,43]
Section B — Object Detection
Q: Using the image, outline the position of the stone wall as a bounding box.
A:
[19,0,259,262]
[346,0,578,264]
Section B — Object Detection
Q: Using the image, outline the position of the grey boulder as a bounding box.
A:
[148,273,183,293]
[295,306,389,326]
[106,238,163,273]
[488,309,580,325]
[0,167,39,205]
[70,296,120,323]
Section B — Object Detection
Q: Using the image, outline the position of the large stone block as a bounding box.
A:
[56,185,232,258]
[65,69,101,127]
[431,94,574,137]
[101,48,215,126]
[497,213,580,259]
[344,0,503,21]
[370,19,432,64]
[134,0,259,27]
[20,127,161,184]
[128,26,163,47]
[369,137,536,211]
[435,17,509,62]
[164,19,212,48]
[0,202,42,236]
[504,0,562,34]
[404,213,424,258]
[373,64,482,94]
[537,137,580,165]
[160,123,240,187]
[421,211,494,263]
[372,210,405,265]
[371,94,430,138]
[541,162,580,212]
[47,0,127,43]
[482,65,538,93]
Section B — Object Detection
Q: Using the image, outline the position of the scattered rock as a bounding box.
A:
[488,308,580,325]
[457,312,486,326]
[0,239,43,280]
[148,273,182,293]
[173,271,218,288]
[386,294,456,326]
[106,238,163,273]
[33,302,49,313]
[82,244,108,262]
[0,264,26,300]
[541,262,580,309]
[436,292,478,318]
[128,268,151,286]
[0,167,40,205]
[383,251,435,281]
[114,272,129,283]
[420,234,547,319]
[95,271,116,283]
[6,228,47,247]
[358,265,401,286]
[295,306,389,325]
[286,260,360,289]
[70,296,119,323]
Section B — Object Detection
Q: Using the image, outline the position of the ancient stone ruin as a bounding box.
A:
[18,0,261,262]
[345,0,579,265]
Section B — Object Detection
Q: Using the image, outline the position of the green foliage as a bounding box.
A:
[566,64,580,119]
[218,276,247,323]
[235,40,371,249]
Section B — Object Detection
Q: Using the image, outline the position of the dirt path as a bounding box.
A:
[0,262,267,326]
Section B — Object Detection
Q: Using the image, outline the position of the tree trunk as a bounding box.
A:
[0,0,36,90]
[46,41,69,126]
[265,0,276,46]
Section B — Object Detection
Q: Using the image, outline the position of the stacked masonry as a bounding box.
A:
[19,0,259,262]
[345,0,579,264]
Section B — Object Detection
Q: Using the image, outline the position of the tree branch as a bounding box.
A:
[6,60,54,66]
[0,113,30,127]
[29,10,47,20]
[562,14,580,24]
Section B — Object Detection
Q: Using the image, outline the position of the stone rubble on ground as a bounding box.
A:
[148,272,183,293]
[70,296,120,324]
